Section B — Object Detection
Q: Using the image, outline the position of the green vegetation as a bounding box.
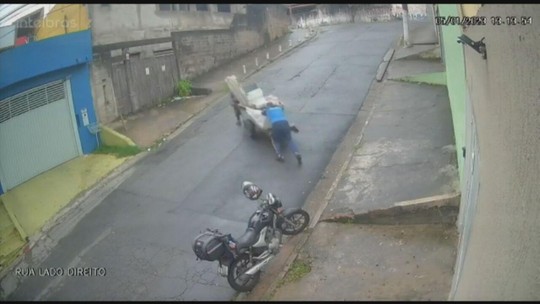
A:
[93,144,141,158]
[177,79,193,97]
[265,255,312,300]
[278,256,312,287]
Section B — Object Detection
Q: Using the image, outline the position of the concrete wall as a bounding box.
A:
[91,25,263,123]
[172,29,262,80]
[460,4,482,17]
[392,4,428,16]
[437,4,467,183]
[262,4,290,42]
[449,4,540,300]
[88,4,243,46]
[100,125,136,147]
[89,4,290,124]
[0,30,97,154]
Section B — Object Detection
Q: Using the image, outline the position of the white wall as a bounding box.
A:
[451,4,540,300]
[88,4,239,46]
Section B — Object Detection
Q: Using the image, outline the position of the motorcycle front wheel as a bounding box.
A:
[280,209,310,235]
[227,255,261,292]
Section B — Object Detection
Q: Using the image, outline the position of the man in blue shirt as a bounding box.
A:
[262,102,302,165]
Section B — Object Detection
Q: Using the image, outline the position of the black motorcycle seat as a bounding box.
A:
[235,228,258,250]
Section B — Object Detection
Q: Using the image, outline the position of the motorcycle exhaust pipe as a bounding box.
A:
[245,255,274,276]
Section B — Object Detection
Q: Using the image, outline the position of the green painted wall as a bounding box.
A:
[437,4,467,183]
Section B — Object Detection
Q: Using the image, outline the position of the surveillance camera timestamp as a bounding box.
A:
[491,16,533,26]
[435,15,532,26]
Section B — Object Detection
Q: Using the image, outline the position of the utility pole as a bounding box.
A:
[288,5,295,28]
[430,4,440,45]
[402,4,411,47]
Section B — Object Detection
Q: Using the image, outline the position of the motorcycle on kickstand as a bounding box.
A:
[192,181,310,292]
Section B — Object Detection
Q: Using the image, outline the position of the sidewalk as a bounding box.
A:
[240,22,460,301]
[0,27,317,292]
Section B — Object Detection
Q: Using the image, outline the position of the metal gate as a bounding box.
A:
[110,54,180,116]
[0,80,82,191]
[111,61,132,116]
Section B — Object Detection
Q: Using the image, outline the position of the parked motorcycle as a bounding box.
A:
[192,181,310,292]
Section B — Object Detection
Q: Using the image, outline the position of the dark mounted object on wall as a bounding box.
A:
[457,34,487,60]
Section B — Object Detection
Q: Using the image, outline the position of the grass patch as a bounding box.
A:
[177,79,192,97]
[277,256,312,288]
[93,145,141,158]
[265,256,312,300]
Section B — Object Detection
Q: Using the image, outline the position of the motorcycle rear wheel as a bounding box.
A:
[227,255,261,292]
[280,209,310,235]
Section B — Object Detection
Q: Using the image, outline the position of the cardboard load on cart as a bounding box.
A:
[225,75,284,109]
[225,75,250,107]
[225,75,284,131]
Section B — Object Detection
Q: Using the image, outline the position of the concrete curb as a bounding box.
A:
[100,125,137,147]
[389,74,447,87]
[322,193,461,225]
[376,48,394,82]
[394,47,440,61]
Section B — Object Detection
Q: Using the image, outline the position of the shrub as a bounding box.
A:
[93,145,141,158]
[177,79,192,97]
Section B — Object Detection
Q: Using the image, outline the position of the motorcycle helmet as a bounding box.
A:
[242,181,263,200]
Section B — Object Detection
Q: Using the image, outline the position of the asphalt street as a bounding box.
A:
[8,21,401,301]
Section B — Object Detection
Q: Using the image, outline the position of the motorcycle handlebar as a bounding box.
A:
[257,198,282,210]
[206,228,234,242]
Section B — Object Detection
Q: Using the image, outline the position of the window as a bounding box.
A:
[14,10,42,40]
[176,4,189,11]
[153,48,174,57]
[217,4,231,13]
[158,4,173,11]
[128,52,140,59]
[158,4,189,12]
[196,4,209,11]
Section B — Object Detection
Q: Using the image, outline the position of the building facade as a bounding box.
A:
[0,4,96,194]
[434,4,540,300]
[87,4,290,124]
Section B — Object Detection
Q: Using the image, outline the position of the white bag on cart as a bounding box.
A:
[224,75,288,133]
